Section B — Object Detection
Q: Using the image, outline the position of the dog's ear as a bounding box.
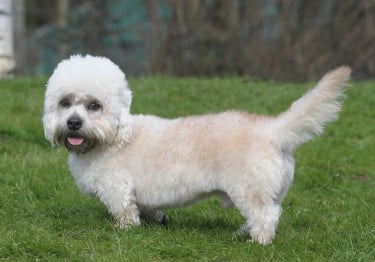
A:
[116,108,133,147]
[43,111,58,147]
[115,83,133,146]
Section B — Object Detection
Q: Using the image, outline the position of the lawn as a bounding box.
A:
[0,75,374,261]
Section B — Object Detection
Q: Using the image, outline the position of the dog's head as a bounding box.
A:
[43,55,133,154]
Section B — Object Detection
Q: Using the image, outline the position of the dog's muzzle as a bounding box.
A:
[62,116,96,154]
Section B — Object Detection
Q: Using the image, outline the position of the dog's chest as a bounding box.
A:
[68,154,102,195]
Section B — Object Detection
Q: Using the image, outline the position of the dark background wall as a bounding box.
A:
[20,0,375,81]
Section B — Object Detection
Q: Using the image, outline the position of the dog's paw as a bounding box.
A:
[141,210,168,226]
[234,224,273,245]
[152,210,168,226]
[115,214,141,229]
[248,232,273,245]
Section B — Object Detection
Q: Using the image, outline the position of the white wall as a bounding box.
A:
[0,0,15,77]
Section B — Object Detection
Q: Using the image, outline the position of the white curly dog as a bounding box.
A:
[43,55,351,244]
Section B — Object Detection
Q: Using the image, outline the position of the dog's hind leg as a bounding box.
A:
[247,201,281,245]
[231,191,281,245]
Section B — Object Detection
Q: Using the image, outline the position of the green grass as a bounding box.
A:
[0,76,374,261]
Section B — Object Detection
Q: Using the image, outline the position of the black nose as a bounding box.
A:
[67,116,82,131]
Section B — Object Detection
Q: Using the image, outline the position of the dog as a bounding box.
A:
[43,55,351,245]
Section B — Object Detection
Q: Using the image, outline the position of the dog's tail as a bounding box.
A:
[270,66,351,152]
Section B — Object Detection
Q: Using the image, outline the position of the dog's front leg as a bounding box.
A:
[94,176,141,229]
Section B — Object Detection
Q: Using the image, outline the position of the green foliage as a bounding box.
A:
[0,77,374,261]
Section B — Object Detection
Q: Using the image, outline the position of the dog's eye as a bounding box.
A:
[60,99,71,108]
[88,102,101,111]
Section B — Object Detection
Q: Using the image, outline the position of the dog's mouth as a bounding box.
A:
[67,136,84,146]
[63,133,95,154]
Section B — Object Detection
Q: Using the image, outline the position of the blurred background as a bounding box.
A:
[1,0,374,81]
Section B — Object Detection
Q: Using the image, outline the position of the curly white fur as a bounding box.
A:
[43,55,351,245]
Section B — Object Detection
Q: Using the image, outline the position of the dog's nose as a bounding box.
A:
[67,117,82,131]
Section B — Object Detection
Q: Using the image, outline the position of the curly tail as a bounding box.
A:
[270,66,351,152]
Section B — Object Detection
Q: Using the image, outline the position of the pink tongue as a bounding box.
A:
[67,137,84,146]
